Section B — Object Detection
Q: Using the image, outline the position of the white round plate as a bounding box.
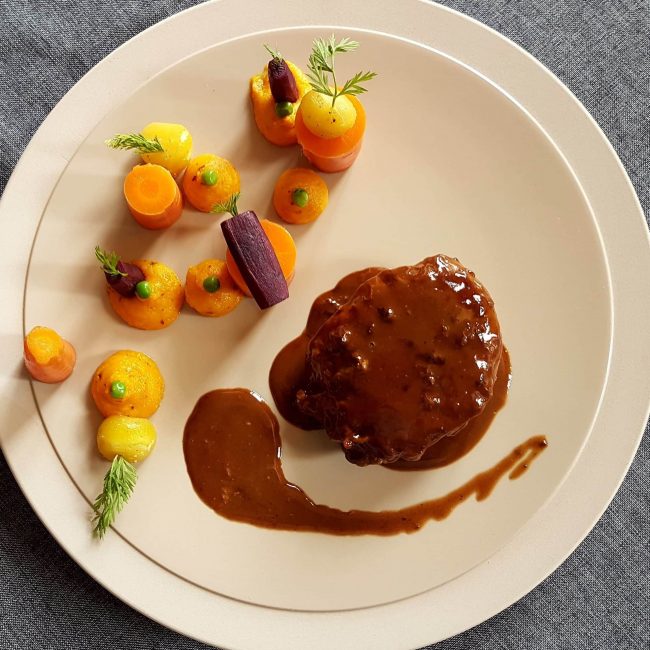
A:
[1,1,648,648]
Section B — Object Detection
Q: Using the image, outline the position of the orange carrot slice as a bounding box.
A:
[182,154,241,213]
[295,95,366,173]
[249,61,312,146]
[273,168,329,224]
[90,350,164,418]
[226,220,296,296]
[185,259,244,317]
[123,163,183,230]
[107,259,184,330]
[24,326,76,383]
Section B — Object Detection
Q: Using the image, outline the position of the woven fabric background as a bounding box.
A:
[1,1,648,648]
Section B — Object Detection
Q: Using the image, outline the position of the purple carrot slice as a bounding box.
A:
[268,58,299,103]
[95,246,146,297]
[221,211,289,309]
[105,261,145,297]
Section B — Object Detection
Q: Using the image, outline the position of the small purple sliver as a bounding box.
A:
[106,261,145,297]
[268,59,299,103]
[221,211,289,309]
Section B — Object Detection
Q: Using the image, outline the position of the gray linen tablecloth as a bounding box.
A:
[1,1,648,648]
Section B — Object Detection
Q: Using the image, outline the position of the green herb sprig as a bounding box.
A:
[212,192,240,217]
[92,455,137,539]
[306,35,376,107]
[263,44,283,61]
[105,133,164,153]
[95,246,126,277]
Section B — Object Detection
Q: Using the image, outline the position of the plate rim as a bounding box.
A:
[1,0,649,648]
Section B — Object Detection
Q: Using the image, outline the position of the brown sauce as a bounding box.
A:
[183,388,548,535]
[388,349,511,471]
[269,267,386,429]
[270,266,510,468]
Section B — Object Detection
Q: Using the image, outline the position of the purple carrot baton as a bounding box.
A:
[214,194,289,310]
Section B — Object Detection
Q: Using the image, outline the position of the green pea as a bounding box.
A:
[291,188,309,208]
[135,281,151,299]
[203,276,221,293]
[201,169,218,186]
[110,381,126,400]
[275,101,293,118]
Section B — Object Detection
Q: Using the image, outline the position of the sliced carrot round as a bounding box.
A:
[226,220,296,296]
[185,259,244,317]
[24,326,76,383]
[273,168,329,224]
[295,95,366,173]
[91,350,164,418]
[123,163,183,230]
[107,260,184,330]
[182,154,240,213]
[250,61,312,146]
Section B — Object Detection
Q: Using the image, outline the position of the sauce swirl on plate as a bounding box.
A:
[183,388,547,534]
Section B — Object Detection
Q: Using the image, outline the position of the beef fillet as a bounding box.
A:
[296,255,503,466]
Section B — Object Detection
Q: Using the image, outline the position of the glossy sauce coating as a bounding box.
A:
[299,256,503,465]
[183,388,547,535]
[270,267,384,430]
[390,349,511,470]
[270,264,508,468]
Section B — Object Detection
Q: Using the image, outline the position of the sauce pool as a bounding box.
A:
[183,388,547,535]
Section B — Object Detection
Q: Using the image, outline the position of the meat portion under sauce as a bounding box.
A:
[295,255,503,466]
